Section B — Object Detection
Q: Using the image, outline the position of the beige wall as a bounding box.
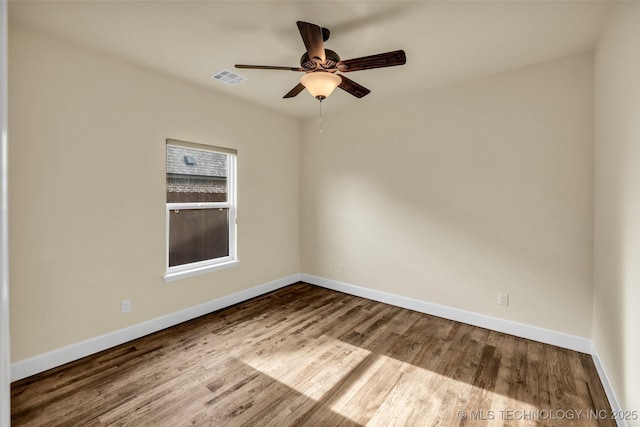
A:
[301,53,594,338]
[594,2,640,421]
[8,27,301,361]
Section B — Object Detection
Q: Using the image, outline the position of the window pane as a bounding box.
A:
[166,146,228,203]
[168,208,229,267]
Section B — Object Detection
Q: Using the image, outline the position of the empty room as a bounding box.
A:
[1,0,639,425]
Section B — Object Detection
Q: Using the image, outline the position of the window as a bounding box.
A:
[163,139,238,282]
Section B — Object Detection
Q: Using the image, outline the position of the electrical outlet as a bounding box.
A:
[338,264,344,273]
[498,293,509,307]
[121,299,131,314]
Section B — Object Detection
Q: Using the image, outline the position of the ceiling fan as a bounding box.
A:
[236,21,406,101]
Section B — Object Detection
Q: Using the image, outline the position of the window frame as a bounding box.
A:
[163,140,238,283]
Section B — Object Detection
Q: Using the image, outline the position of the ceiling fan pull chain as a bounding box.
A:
[318,99,323,134]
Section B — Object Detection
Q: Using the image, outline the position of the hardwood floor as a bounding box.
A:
[11,283,613,426]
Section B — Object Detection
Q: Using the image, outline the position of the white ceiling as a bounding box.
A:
[9,1,614,119]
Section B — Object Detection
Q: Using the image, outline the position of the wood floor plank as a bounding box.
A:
[11,283,615,426]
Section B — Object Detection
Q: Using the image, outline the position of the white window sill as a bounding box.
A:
[163,259,240,283]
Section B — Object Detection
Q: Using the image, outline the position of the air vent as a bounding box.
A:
[210,69,247,86]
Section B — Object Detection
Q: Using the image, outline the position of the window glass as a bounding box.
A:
[168,208,229,267]
[166,145,228,203]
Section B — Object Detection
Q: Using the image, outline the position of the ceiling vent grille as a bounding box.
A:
[210,69,247,86]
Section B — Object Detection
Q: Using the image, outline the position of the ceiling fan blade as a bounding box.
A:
[339,75,371,98]
[337,50,406,73]
[283,83,306,98]
[235,64,304,72]
[321,27,330,42]
[297,21,326,64]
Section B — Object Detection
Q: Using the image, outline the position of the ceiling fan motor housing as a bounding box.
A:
[300,49,341,71]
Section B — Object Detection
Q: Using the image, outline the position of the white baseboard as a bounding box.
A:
[300,273,592,353]
[11,274,300,381]
[590,343,629,427]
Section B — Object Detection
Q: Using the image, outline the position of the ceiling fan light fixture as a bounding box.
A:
[300,72,342,100]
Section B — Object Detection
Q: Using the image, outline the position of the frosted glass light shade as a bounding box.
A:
[300,72,342,99]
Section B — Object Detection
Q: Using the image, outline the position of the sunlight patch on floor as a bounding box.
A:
[240,332,543,425]
[240,333,371,402]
